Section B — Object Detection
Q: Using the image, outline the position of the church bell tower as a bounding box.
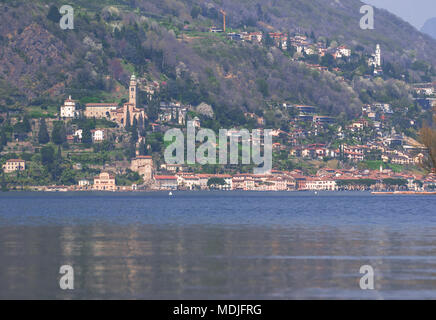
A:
[129,74,137,108]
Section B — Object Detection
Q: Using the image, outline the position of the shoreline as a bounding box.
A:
[2,189,435,195]
[372,191,436,195]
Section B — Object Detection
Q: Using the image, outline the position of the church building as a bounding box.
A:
[84,75,147,127]
[109,75,147,127]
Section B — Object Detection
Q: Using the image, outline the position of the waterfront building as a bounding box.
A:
[154,175,178,190]
[78,179,91,190]
[176,173,201,190]
[305,177,337,191]
[232,174,255,191]
[93,172,116,191]
[196,174,233,190]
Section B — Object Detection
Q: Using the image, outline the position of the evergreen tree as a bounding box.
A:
[51,121,66,145]
[130,119,138,144]
[52,145,63,182]
[82,127,93,144]
[190,5,201,19]
[138,140,148,156]
[264,33,274,48]
[127,142,137,159]
[38,118,50,144]
[125,109,131,129]
[0,129,7,148]
[287,33,295,56]
[41,146,55,166]
[1,173,8,192]
[138,114,144,131]
[57,145,63,161]
[175,109,180,124]
[47,5,61,23]
[23,115,31,133]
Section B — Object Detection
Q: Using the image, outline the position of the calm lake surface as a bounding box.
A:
[0,191,435,299]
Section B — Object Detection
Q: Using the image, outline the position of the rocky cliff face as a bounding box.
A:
[0,23,71,99]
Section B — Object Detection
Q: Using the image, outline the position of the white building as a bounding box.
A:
[373,103,392,114]
[375,44,381,67]
[336,46,351,58]
[74,129,83,140]
[192,116,201,128]
[368,44,382,71]
[305,178,337,191]
[60,96,80,119]
[78,179,91,190]
[91,129,105,142]
[176,174,201,190]
[415,87,434,96]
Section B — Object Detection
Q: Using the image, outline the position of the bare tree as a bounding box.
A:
[420,106,436,172]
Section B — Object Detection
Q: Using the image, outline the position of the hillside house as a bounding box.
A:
[2,159,26,173]
[60,96,80,119]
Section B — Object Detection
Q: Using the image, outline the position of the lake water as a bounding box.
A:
[0,191,435,299]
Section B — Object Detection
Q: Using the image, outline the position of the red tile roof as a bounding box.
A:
[155,175,177,180]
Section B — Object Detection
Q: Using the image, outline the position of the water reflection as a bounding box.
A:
[1,223,436,299]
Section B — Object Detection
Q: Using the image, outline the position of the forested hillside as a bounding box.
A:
[0,0,435,126]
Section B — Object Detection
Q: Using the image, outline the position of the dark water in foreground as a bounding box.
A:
[0,191,435,300]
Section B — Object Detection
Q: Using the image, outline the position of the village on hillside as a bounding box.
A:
[2,70,436,192]
[1,9,436,193]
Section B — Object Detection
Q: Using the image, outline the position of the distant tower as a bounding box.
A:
[375,44,381,67]
[129,74,137,107]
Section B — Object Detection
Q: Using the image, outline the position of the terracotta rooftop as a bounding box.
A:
[155,176,177,180]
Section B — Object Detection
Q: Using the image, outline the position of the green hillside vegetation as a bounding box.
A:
[0,0,434,188]
[0,0,435,123]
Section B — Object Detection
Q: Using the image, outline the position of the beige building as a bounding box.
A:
[110,102,145,127]
[84,75,146,127]
[305,178,337,191]
[130,156,154,182]
[84,103,118,119]
[93,172,116,191]
[2,159,26,173]
[109,75,146,127]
